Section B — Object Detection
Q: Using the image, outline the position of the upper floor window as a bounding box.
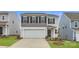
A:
[21,16,23,23]
[39,16,41,23]
[22,16,46,24]
[32,16,36,23]
[0,15,8,21]
[23,16,27,23]
[39,16,46,23]
[41,16,46,23]
[75,22,77,27]
[65,26,67,29]
[53,18,55,24]
[48,18,53,24]
[27,16,29,23]
[2,16,4,20]
[30,16,32,23]
[36,16,38,23]
[48,18,55,24]
[21,16,29,23]
[45,16,47,23]
[62,26,64,29]
[12,21,14,24]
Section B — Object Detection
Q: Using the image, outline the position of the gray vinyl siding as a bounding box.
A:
[59,14,73,40]
[8,12,20,35]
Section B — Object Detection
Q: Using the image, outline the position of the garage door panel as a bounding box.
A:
[23,29,46,39]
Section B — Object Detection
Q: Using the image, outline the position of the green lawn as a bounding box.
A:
[0,36,17,46]
[48,40,79,48]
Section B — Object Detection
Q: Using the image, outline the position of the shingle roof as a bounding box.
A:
[21,13,59,17]
[64,12,79,20]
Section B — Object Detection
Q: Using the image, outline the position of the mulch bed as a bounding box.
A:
[49,40,64,46]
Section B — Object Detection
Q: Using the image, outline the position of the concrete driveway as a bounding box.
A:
[0,46,7,48]
[10,39,50,48]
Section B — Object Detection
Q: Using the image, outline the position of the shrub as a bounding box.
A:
[52,37,62,41]
[45,36,62,41]
[16,35,23,39]
[45,36,51,41]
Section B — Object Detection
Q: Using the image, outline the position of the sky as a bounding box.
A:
[16,11,64,16]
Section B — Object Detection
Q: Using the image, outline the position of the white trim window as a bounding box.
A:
[21,16,29,23]
[0,15,8,21]
[75,21,77,27]
[41,16,45,23]
[48,18,53,24]
[39,16,46,23]
[36,16,38,23]
[32,16,36,23]
[53,18,55,24]
[23,16,27,23]
[2,16,4,20]
[48,18,55,24]
[27,16,29,23]
[21,16,23,23]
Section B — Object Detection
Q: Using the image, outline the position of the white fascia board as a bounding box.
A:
[21,27,47,29]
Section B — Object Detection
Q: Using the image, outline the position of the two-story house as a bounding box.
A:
[0,11,19,36]
[20,13,59,39]
[59,12,79,41]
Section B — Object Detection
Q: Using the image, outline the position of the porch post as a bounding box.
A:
[73,29,76,41]
[5,25,8,36]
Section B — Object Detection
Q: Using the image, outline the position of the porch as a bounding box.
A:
[0,22,8,36]
[47,25,58,38]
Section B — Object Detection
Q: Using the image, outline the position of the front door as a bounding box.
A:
[0,27,3,35]
[47,30,51,37]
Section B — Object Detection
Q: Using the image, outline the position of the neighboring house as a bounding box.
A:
[20,13,60,39]
[59,12,79,41]
[0,11,19,36]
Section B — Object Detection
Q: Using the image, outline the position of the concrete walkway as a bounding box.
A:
[10,39,50,48]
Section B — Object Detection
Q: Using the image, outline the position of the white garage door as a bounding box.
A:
[76,30,79,41]
[23,29,46,39]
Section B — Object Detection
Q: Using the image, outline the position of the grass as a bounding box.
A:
[0,36,17,46]
[48,40,79,48]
